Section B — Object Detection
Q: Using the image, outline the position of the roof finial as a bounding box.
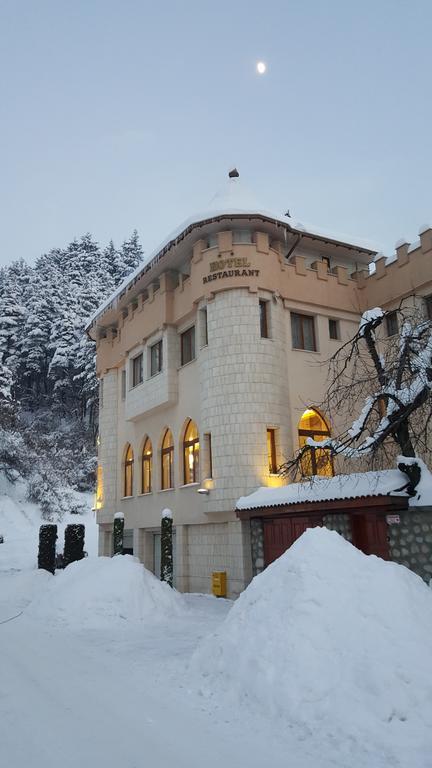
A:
[228,168,239,178]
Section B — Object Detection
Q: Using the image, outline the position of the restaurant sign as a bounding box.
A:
[203,257,260,284]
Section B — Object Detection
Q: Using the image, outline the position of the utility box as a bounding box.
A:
[211,571,227,598]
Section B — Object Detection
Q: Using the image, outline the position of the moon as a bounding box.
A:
[256,61,267,75]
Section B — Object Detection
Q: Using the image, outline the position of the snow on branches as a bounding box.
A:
[282,297,432,489]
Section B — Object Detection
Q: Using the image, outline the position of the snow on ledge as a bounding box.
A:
[236,464,432,511]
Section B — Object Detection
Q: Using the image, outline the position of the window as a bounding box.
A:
[161,428,174,490]
[124,444,134,497]
[181,326,195,366]
[150,340,163,376]
[200,308,208,347]
[291,313,316,351]
[322,256,331,270]
[267,428,277,473]
[141,437,152,493]
[233,229,252,243]
[121,370,126,400]
[132,353,143,387]
[259,300,269,338]
[207,234,218,248]
[298,409,333,477]
[425,295,432,321]
[328,319,339,340]
[183,419,200,484]
[204,432,213,479]
[386,311,398,337]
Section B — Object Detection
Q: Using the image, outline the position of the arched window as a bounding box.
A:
[141,437,152,494]
[124,444,134,497]
[298,409,333,477]
[161,429,174,490]
[183,419,200,484]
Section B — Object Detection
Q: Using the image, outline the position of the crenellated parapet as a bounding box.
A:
[357,225,432,309]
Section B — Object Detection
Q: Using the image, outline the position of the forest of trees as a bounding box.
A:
[0,231,143,517]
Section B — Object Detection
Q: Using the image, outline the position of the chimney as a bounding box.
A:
[228,168,239,178]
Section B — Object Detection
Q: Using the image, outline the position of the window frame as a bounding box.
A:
[267,428,277,474]
[386,311,399,337]
[141,438,152,494]
[180,326,196,366]
[259,300,269,339]
[150,339,163,377]
[291,312,317,351]
[131,353,143,387]
[183,420,200,485]
[124,444,134,497]
[298,409,333,477]
[328,318,339,340]
[161,429,174,490]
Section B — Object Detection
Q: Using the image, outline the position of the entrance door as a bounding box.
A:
[351,514,389,560]
[263,516,322,566]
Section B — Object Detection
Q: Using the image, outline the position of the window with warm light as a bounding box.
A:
[95,465,103,509]
[124,444,134,497]
[267,428,277,473]
[183,419,200,484]
[298,409,333,476]
[141,437,152,493]
[161,429,174,490]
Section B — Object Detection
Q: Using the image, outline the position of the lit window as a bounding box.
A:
[124,444,134,497]
[298,409,333,477]
[95,466,103,509]
[161,429,174,490]
[150,340,163,376]
[386,311,398,337]
[141,437,152,493]
[183,419,200,484]
[267,428,277,473]
[291,313,316,351]
[181,326,195,366]
[132,353,143,387]
[259,300,269,338]
[328,319,339,340]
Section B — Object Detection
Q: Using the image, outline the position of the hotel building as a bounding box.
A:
[87,174,432,596]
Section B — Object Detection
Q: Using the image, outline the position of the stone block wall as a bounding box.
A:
[389,507,432,583]
[323,513,352,541]
[200,288,292,514]
[183,520,252,598]
[250,518,265,576]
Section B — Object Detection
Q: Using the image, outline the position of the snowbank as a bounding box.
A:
[28,554,184,628]
[0,476,98,572]
[191,528,432,754]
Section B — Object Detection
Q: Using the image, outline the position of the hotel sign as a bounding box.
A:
[203,257,260,284]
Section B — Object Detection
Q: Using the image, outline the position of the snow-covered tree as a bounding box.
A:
[282,298,432,492]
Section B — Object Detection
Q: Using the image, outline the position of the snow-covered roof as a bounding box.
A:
[86,176,377,329]
[236,465,432,511]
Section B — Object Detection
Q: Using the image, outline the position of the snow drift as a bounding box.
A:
[191,528,432,754]
[28,555,183,628]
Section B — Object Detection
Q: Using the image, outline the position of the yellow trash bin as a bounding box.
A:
[211,571,227,598]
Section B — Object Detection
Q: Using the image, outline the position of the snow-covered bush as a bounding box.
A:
[38,524,57,574]
[63,523,85,567]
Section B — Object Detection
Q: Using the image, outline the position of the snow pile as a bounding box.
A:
[191,528,432,754]
[28,555,184,628]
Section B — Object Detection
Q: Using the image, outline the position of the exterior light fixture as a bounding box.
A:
[197,487,209,495]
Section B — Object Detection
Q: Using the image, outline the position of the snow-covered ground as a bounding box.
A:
[1,486,431,768]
